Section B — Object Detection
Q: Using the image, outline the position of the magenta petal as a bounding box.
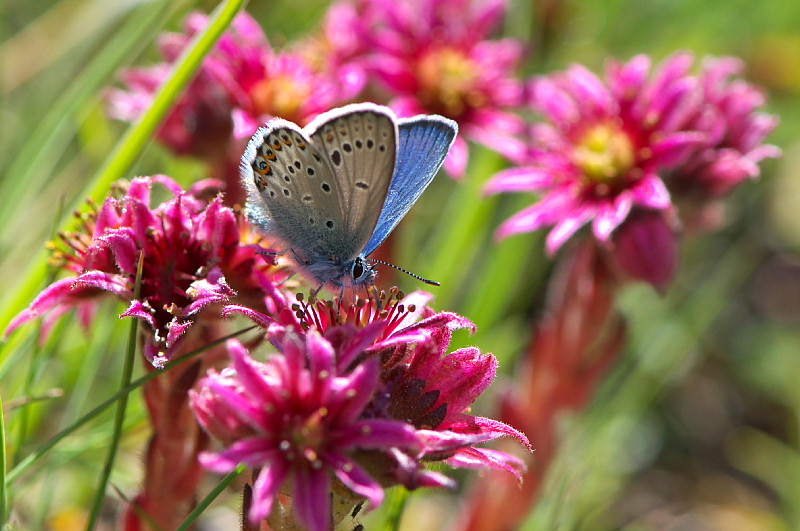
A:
[496,190,578,243]
[484,166,554,195]
[5,277,85,337]
[546,204,595,253]
[119,300,156,328]
[222,304,275,328]
[228,339,282,405]
[451,415,532,450]
[200,438,279,472]
[330,359,378,424]
[631,175,671,209]
[530,76,578,126]
[593,195,632,241]
[73,271,132,297]
[165,318,192,347]
[232,108,259,139]
[444,136,469,178]
[393,291,434,328]
[611,210,679,292]
[566,64,614,115]
[337,419,420,451]
[293,466,331,531]
[183,267,234,315]
[607,54,651,100]
[651,131,707,167]
[329,454,384,509]
[428,347,497,419]
[445,447,526,482]
[249,459,290,522]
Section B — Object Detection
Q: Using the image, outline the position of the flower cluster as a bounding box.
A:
[486,52,779,289]
[109,0,527,179]
[5,175,277,367]
[192,289,529,530]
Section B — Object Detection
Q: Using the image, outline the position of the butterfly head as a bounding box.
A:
[349,256,375,285]
[303,253,377,290]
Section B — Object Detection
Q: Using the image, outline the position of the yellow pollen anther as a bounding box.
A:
[417,47,479,117]
[573,123,636,185]
[251,75,312,121]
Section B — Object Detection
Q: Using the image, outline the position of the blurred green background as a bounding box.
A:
[2,0,800,530]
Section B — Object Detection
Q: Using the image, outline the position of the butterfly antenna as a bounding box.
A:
[367,259,440,286]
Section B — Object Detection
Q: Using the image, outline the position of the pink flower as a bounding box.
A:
[222,288,530,482]
[667,56,781,200]
[486,53,710,254]
[5,176,278,367]
[230,48,353,139]
[191,333,421,531]
[352,0,527,176]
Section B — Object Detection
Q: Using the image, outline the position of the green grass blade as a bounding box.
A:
[0,394,7,528]
[175,465,244,531]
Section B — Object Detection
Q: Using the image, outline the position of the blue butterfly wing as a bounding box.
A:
[363,115,457,257]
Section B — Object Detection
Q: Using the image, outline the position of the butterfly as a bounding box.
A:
[240,102,457,292]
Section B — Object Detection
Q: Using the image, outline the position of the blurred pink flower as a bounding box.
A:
[667,56,781,199]
[5,176,277,367]
[352,0,526,176]
[486,53,710,254]
[292,1,369,101]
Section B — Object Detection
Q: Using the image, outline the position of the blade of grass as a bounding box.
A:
[6,325,256,485]
[175,465,245,531]
[0,394,7,528]
[85,252,143,531]
[381,488,410,531]
[0,0,249,341]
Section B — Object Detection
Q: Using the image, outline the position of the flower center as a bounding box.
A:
[417,47,482,117]
[573,122,635,185]
[282,407,328,467]
[292,286,414,340]
[250,74,312,122]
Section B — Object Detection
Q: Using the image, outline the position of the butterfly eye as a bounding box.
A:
[351,258,365,279]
